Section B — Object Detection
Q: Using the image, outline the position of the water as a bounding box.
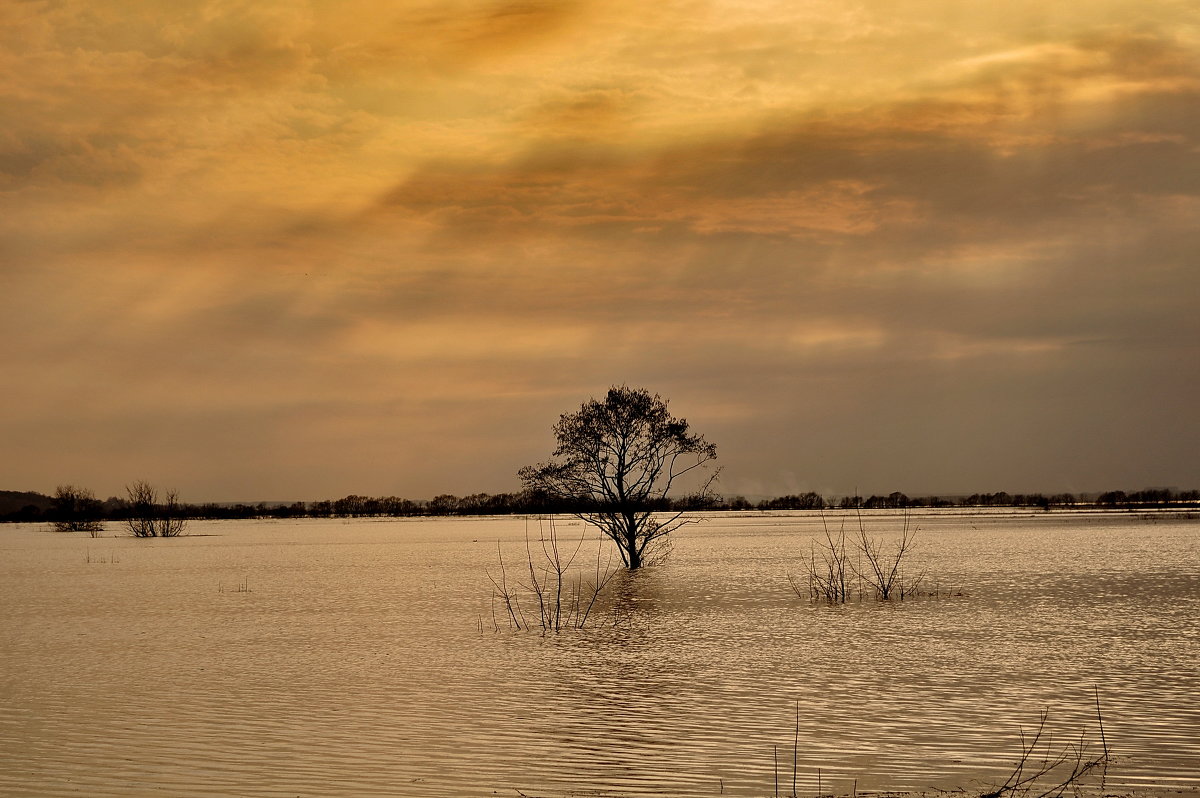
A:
[1,510,1197,797]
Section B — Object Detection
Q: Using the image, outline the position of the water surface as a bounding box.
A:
[1,510,1197,796]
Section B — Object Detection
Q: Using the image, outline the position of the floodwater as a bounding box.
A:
[1,510,1197,797]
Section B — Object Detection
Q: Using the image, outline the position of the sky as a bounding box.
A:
[2,0,1198,503]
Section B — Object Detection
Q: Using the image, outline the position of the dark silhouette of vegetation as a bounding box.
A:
[758,492,826,511]
[792,516,851,603]
[766,696,1111,798]
[4,484,1197,526]
[979,696,1111,798]
[852,511,922,599]
[791,511,925,602]
[518,386,719,569]
[487,517,617,632]
[49,485,104,535]
[124,481,188,537]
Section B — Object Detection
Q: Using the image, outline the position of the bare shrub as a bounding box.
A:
[981,697,1112,798]
[790,511,926,602]
[789,516,851,603]
[851,510,923,600]
[49,485,104,535]
[487,517,617,632]
[124,481,187,537]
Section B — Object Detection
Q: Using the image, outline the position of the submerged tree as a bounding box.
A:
[124,481,187,537]
[519,386,719,569]
[49,485,104,535]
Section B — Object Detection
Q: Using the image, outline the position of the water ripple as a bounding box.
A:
[1,513,1197,796]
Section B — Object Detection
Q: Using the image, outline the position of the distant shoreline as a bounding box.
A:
[4,486,1198,525]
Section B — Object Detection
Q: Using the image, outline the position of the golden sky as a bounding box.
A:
[2,0,1198,501]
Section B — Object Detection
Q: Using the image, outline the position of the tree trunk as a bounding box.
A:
[623,515,642,569]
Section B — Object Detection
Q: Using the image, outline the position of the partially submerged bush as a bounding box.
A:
[49,485,104,535]
[124,481,187,537]
[487,517,618,633]
[790,511,926,602]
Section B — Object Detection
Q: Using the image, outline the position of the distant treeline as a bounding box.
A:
[3,486,1198,524]
[733,488,1200,511]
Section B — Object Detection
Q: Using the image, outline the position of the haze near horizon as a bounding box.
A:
[2,0,1198,503]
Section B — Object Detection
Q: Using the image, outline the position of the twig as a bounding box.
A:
[1094,685,1108,759]
[793,700,799,798]
[774,745,779,798]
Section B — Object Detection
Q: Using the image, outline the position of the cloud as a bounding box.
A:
[368,23,1200,318]
[1,2,1197,499]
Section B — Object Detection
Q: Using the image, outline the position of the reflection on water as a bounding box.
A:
[0,511,1197,797]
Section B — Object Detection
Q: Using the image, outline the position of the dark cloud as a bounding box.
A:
[0,131,144,188]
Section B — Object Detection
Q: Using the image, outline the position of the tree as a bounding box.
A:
[124,481,187,537]
[519,386,719,569]
[50,485,105,535]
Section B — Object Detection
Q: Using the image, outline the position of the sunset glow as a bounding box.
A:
[3,0,1198,500]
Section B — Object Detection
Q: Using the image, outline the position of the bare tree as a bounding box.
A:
[125,480,157,537]
[519,386,719,569]
[159,489,186,537]
[49,485,104,535]
[124,481,187,537]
